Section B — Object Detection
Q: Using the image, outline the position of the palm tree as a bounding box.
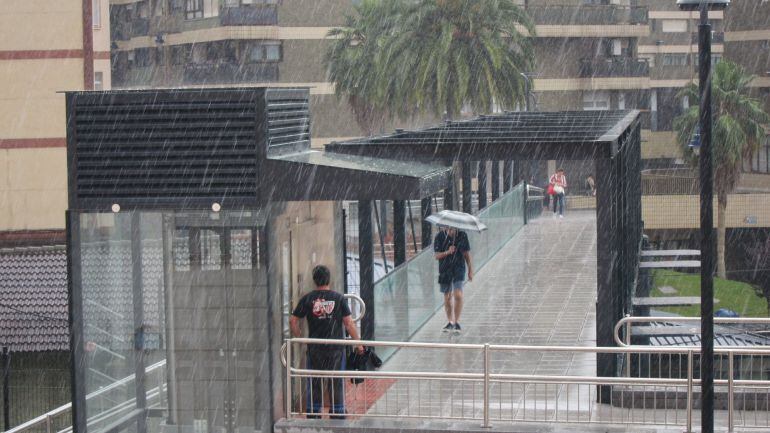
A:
[674,60,770,279]
[326,0,535,125]
[325,0,408,134]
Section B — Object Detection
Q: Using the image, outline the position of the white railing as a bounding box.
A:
[283,337,770,432]
[5,360,166,433]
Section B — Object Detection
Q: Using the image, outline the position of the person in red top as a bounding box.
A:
[549,168,567,218]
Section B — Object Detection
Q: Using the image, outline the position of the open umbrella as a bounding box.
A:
[425,210,487,233]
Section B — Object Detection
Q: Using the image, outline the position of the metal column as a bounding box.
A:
[491,161,500,201]
[478,161,488,209]
[131,212,147,433]
[444,182,454,211]
[2,347,9,431]
[698,4,715,431]
[393,200,406,266]
[503,161,513,193]
[67,211,87,433]
[358,201,375,341]
[595,156,616,403]
[462,161,473,213]
[421,197,432,248]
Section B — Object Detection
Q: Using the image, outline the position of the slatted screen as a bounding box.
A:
[265,88,311,156]
[68,88,311,208]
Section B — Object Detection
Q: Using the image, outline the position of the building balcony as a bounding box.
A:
[578,58,650,78]
[525,5,648,25]
[220,6,278,26]
[150,15,183,35]
[693,31,725,44]
[131,18,150,37]
[182,62,279,85]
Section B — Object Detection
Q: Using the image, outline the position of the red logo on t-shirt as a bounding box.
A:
[312,298,335,318]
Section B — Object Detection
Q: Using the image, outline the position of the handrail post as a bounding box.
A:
[625,315,631,377]
[522,181,529,225]
[45,414,52,433]
[728,351,734,432]
[687,349,693,433]
[483,343,491,428]
[285,340,292,420]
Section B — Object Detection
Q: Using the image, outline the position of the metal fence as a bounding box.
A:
[284,337,770,432]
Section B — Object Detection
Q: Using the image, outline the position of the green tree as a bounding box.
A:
[326,0,535,126]
[674,60,770,279]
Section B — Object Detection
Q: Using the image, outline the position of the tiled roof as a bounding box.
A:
[0,246,68,353]
[0,241,165,353]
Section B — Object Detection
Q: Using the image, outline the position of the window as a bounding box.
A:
[94,71,103,91]
[583,91,610,111]
[638,53,655,68]
[92,0,101,29]
[138,1,150,18]
[171,45,191,65]
[248,42,282,62]
[693,54,721,67]
[134,48,152,67]
[661,20,687,33]
[662,54,688,67]
[185,0,218,19]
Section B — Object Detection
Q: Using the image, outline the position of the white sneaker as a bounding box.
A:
[559,215,564,219]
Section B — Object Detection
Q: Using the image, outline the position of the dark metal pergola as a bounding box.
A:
[326,110,644,389]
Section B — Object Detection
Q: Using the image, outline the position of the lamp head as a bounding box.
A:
[676,0,730,11]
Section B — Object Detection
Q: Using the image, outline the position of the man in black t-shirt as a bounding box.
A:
[434,227,473,334]
[290,265,363,418]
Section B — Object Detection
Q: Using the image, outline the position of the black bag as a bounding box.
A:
[346,348,383,384]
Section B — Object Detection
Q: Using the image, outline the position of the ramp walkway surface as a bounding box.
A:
[363,210,600,419]
[381,209,598,371]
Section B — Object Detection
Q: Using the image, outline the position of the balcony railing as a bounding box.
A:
[150,15,182,34]
[525,5,648,25]
[131,18,150,37]
[693,31,725,44]
[579,58,650,78]
[182,62,279,85]
[220,6,278,26]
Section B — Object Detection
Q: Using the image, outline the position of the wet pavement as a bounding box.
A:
[331,209,766,431]
[381,209,598,372]
[361,210,602,422]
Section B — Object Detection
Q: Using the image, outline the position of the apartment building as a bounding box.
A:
[1,0,767,241]
[725,0,770,174]
[0,0,111,241]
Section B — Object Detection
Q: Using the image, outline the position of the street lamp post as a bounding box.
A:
[677,1,730,433]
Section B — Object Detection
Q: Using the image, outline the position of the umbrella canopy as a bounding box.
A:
[425,210,488,232]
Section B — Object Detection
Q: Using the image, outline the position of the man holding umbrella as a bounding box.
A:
[428,211,480,334]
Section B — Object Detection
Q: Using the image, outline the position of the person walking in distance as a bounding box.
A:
[290,265,364,419]
[549,168,568,218]
[434,227,473,334]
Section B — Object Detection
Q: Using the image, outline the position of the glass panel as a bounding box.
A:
[373,183,526,360]
[77,210,268,432]
[80,212,137,421]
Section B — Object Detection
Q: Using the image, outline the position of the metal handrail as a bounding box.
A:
[6,360,166,433]
[284,337,770,431]
[343,293,366,323]
[614,315,770,347]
